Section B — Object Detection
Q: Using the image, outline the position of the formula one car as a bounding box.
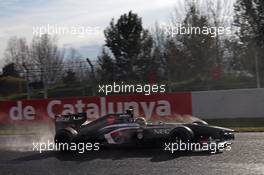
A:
[54,109,234,152]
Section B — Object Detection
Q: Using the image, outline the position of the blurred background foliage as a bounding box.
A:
[0,0,263,100]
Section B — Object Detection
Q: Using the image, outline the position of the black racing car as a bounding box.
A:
[54,109,234,152]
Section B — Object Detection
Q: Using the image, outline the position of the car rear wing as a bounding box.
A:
[54,112,87,131]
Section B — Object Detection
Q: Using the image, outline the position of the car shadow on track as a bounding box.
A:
[12,147,220,163]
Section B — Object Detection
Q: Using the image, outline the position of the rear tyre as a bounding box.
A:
[55,128,76,152]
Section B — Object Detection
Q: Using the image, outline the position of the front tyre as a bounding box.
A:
[169,126,194,143]
[192,120,208,125]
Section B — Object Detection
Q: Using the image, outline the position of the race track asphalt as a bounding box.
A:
[0,132,263,175]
